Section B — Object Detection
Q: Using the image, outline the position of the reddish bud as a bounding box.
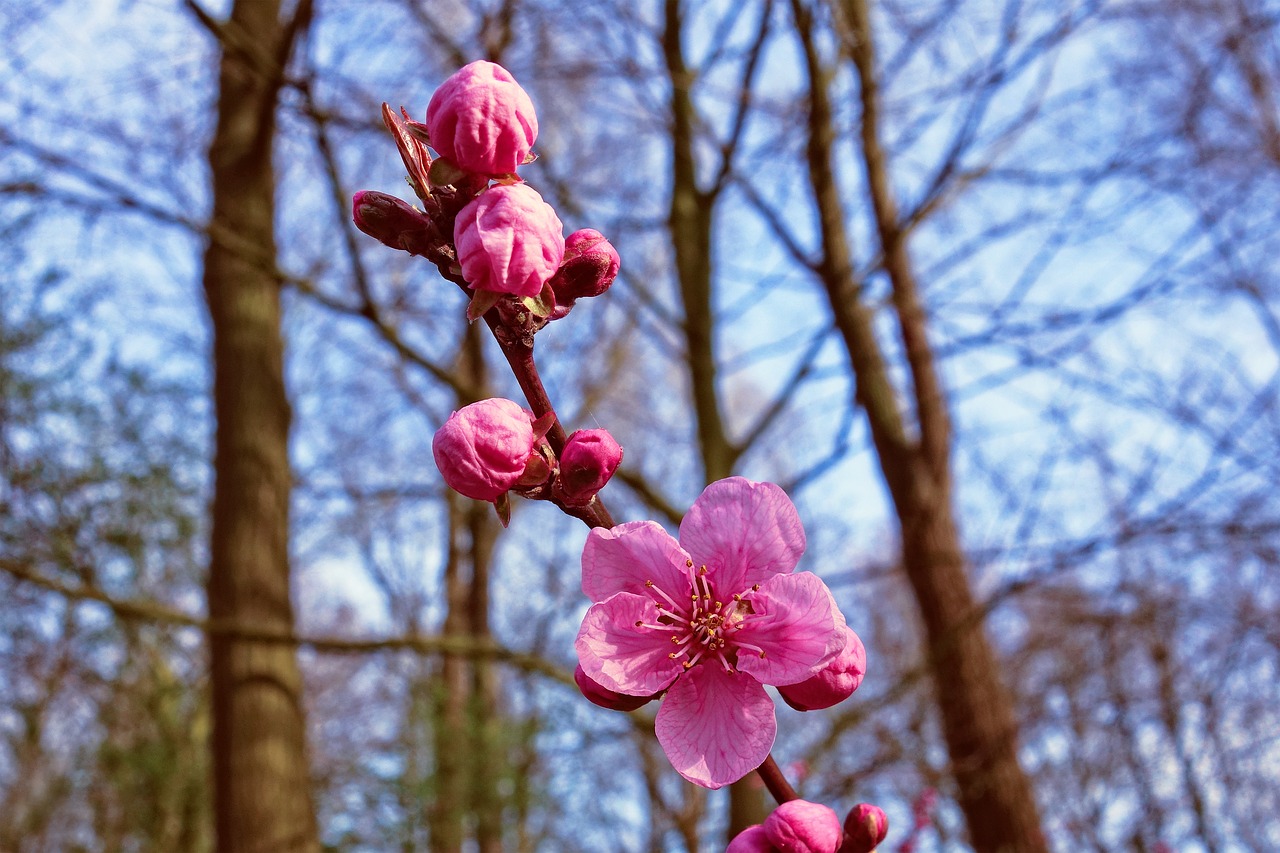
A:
[426,60,538,176]
[574,664,654,712]
[455,184,565,297]
[726,825,775,853]
[352,191,444,257]
[432,398,536,502]
[779,626,866,711]
[841,804,888,853]
[548,228,620,309]
[556,429,622,506]
[764,800,842,853]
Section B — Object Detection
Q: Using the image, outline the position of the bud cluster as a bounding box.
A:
[356,61,874,845]
[353,60,619,328]
[727,800,889,853]
[431,397,621,523]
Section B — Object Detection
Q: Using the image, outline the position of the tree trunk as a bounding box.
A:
[202,0,319,850]
[662,0,761,837]
[792,0,1049,849]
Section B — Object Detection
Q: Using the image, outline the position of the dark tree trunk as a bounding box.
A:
[201,0,319,850]
[791,0,1050,849]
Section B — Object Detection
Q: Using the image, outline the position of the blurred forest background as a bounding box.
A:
[2,0,1278,851]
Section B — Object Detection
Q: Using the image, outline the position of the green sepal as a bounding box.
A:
[494,491,512,528]
[467,289,503,323]
[429,156,468,187]
[521,282,557,320]
[530,411,557,441]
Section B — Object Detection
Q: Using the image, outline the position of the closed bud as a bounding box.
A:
[574,664,654,712]
[841,804,888,853]
[455,184,565,297]
[556,429,622,506]
[725,825,775,853]
[432,398,537,502]
[765,800,842,853]
[779,626,865,711]
[352,190,443,257]
[548,229,620,309]
[426,60,538,176]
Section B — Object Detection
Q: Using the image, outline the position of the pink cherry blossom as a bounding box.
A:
[431,398,535,502]
[426,60,538,176]
[574,477,847,788]
[763,800,842,853]
[454,184,565,297]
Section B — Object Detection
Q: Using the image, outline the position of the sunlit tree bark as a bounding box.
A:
[200,0,319,849]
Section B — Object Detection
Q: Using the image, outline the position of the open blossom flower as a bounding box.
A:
[426,60,538,175]
[455,184,565,297]
[432,398,536,502]
[575,477,847,788]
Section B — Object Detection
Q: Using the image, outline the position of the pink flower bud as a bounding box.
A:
[432,398,536,502]
[764,800,842,853]
[556,429,622,506]
[779,626,865,711]
[352,191,443,257]
[548,228,620,306]
[726,825,775,853]
[426,60,538,176]
[841,804,888,853]
[455,184,565,297]
[573,664,654,712]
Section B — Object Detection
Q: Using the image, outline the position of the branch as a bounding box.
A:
[0,558,571,683]
[841,0,953,481]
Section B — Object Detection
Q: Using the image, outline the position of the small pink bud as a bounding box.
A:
[426,60,538,176]
[573,664,654,712]
[726,824,775,853]
[779,626,865,711]
[556,429,622,506]
[455,184,565,297]
[764,800,842,853]
[548,228,620,307]
[352,191,443,257]
[432,399,536,502]
[841,804,888,853]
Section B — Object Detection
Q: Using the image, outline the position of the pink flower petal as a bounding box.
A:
[582,521,693,604]
[654,664,776,789]
[734,573,845,686]
[575,593,683,696]
[679,478,805,593]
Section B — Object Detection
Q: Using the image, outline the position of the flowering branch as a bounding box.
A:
[351,58,884,851]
